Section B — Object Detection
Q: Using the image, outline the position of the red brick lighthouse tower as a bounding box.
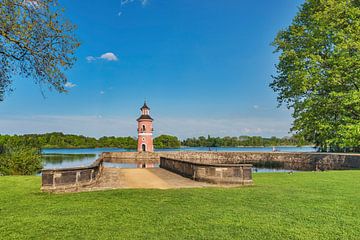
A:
[137,102,154,152]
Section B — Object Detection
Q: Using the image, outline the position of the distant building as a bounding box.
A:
[137,102,154,152]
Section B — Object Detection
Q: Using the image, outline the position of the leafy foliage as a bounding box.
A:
[271,0,360,152]
[0,132,138,149]
[154,135,181,148]
[98,136,137,149]
[0,144,42,175]
[182,135,309,147]
[0,0,80,100]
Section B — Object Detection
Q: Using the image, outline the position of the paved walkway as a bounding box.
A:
[88,167,211,191]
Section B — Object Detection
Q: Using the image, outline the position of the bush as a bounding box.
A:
[0,145,43,176]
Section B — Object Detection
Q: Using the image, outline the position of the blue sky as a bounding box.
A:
[0,0,304,139]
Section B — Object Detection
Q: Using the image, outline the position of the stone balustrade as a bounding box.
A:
[160,157,253,185]
[101,151,159,163]
[41,158,103,193]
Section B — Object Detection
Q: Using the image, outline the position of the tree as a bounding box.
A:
[154,135,181,149]
[271,0,360,152]
[0,0,80,101]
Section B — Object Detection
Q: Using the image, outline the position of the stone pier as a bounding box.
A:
[41,151,360,192]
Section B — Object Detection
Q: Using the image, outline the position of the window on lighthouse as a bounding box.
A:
[142,125,146,131]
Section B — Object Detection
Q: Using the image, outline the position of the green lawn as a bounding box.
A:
[1,171,359,239]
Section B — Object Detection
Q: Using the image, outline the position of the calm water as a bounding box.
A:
[42,146,316,172]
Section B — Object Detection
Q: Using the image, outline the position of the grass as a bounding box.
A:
[0,171,359,239]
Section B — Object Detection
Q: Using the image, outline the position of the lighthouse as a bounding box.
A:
[137,102,154,152]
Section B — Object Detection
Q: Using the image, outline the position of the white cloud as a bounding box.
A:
[0,115,135,138]
[121,0,135,5]
[100,91,105,95]
[64,82,76,88]
[100,52,118,61]
[121,0,148,7]
[156,117,292,139]
[0,115,292,139]
[86,53,118,63]
[118,0,148,19]
[86,56,96,62]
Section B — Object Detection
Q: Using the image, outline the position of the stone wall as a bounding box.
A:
[41,158,103,192]
[159,152,360,171]
[101,151,360,170]
[160,157,253,185]
[101,151,159,164]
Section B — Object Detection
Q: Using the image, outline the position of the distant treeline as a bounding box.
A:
[0,133,181,149]
[0,133,136,149]
[0,133,309,150]
[181,135,310,147]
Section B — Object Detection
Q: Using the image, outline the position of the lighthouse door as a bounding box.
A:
[142,144,146,152]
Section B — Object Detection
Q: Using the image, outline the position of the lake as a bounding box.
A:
[42,146,316,172]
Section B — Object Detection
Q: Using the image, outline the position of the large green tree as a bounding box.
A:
[0,0,79,101]
[271,0,360,152]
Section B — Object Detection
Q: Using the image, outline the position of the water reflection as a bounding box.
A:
[42,146,316,156]
[42,146,316,171]
[42,154,301,173]
[42,154,97,169]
